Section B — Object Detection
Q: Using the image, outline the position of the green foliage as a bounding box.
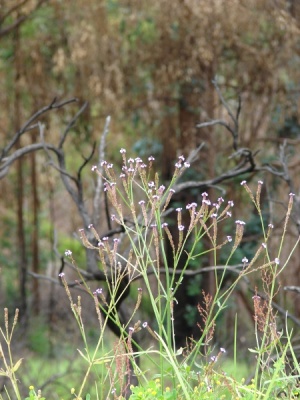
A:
[24,387,45,400]
[130,379,177,400]
[57,235,86,267]
[27,319,50,356]
[133,138,163,159]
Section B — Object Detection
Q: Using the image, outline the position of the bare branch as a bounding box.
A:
[212,79,240,150]
[0,0,29,24]
[197,119,236,138]
[0,0,48,38]
[93,115,111,227]
[173,148,256,193]
[284,286,300,294]
[59,101,88,148]
[78,144,96,181]
[0,97,77,160]
[197,80,240,151]
[38,123,78,185]
[261,140,300,232]
[0,142,61,178]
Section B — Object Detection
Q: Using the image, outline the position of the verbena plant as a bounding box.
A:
[1,151,299,399]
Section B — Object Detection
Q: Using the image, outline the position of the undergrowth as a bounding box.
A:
[1,151,300,399]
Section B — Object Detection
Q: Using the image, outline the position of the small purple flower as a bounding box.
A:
[88,224,93,229]
[139,200,146,205]
[275,258,280,265]
[107,163,113,169]
[241,180,247,186]
[289,193,295,197]
[178,155,185,162]
[113,238,120,243]
[175,162,182,169]
[142,322,148,328]
[252,295,261,300]
[242,257,248,263]
[228,200,234,207]
[268,223,274,229]
[162,222,168,228]
[148,181,155,188]
[176,207,182,212]
[111,214,116,221]
[65,250,72,257]
[211,213,218,218]
[227,236,232,242]
[262,243,267,249]
[102,237,109,241]
[148,156,155,161]
[220,347,226,353]
[100,161,107,166]
[210,356,217,362]
[226,211,232,217]
[235,220,246,225]
[178,225,185,231]
[218,197,224,203]
[202,192,208,198]
[184,162,190,168]
[91,165,97,171]
[128,157,134,163]
[129,327,134,332]
[258,180,263,185]
[202,199,211,205]
[120,148,126,154]
[58,272,65,278]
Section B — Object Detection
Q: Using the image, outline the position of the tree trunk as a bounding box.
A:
[30,134,40,315]
[14,21,28,322]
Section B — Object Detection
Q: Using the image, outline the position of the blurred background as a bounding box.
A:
[0,0,300,397]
